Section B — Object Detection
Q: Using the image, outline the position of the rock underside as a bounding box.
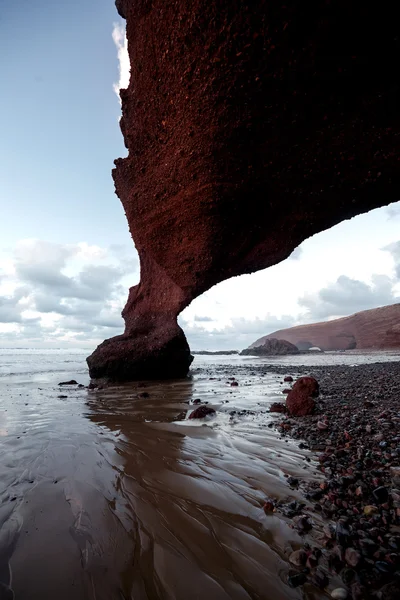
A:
[87,1,400,381]
[250,304,400,352]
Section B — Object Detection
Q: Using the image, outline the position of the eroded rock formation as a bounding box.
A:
[250,304,400,351]
[240,338,299,356]
[87,1,400,380]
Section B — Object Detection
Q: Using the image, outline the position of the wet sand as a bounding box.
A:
[0,353,399,599]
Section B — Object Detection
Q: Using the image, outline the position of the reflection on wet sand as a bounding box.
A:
[1,368,323,600]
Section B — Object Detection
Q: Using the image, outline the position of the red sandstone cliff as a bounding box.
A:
[250,304,400,351]
[87,1,400,380]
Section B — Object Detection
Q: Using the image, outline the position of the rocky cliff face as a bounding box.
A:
[87,1,400,380]
[250,304,400,351]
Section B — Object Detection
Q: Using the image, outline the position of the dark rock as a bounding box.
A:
[58,380,78,385]
[57,395,67,399]
[341,568,356,585]
[336,521,351,546]
[313,569,329,589]
[351,583,368,600]
[193,398,202,404]
[269,402,286,413]
[139,392,150,398]
[0,583,14,600]
[288,573,307,588]
[294,515,312,532]
[230,381,239,387]
[241,339,299,356]
[380,581,400,600]
[284,376,294,382]
[373,486,389,503]
[287,476,299,487]
[189,406,216,419]
[375,561,391,573]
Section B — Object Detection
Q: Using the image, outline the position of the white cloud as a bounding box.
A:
[387,201,400,219]
[0,239,139,347]
[112,22,130,102]
[298,274,399,320]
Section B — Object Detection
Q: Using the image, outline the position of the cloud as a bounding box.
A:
[386,201,400,219]
[383,241,400,278]
[0,239,139,347]
[112,22,130,102]
[298,274,399,320]
[0,287,30,324]
[180,314,296,351]
[193,315,214,322]
[288,246,303,260]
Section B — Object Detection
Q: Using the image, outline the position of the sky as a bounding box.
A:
[0,0,399,351]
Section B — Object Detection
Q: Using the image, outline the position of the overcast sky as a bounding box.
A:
[1,1,399,351]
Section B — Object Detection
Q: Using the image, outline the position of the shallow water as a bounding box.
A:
[1,349,399,599]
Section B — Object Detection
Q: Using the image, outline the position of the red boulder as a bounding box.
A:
[189,406,216,419]
[270,402,287,414]
[286,376,319,416]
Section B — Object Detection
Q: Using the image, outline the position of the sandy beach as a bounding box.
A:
[1,350,399,599]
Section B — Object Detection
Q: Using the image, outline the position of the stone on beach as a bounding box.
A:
[189,406,216,419]
[331,589,348,599]
[269,402,286,413]
[286,376,319,416]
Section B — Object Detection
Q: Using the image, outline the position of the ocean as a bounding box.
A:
[1,348,399,599]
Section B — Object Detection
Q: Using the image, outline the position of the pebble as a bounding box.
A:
[288,573,307,588]
[287,476,299,487]
[313,569,329,588]
[363,505,378,516]
[373,486,388,503]
[268,363,400,598]
[294,515,312,532]
[331,588,348,599]
[189,406,216,419]
[344,548,361,568]
[289,549,307,567]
